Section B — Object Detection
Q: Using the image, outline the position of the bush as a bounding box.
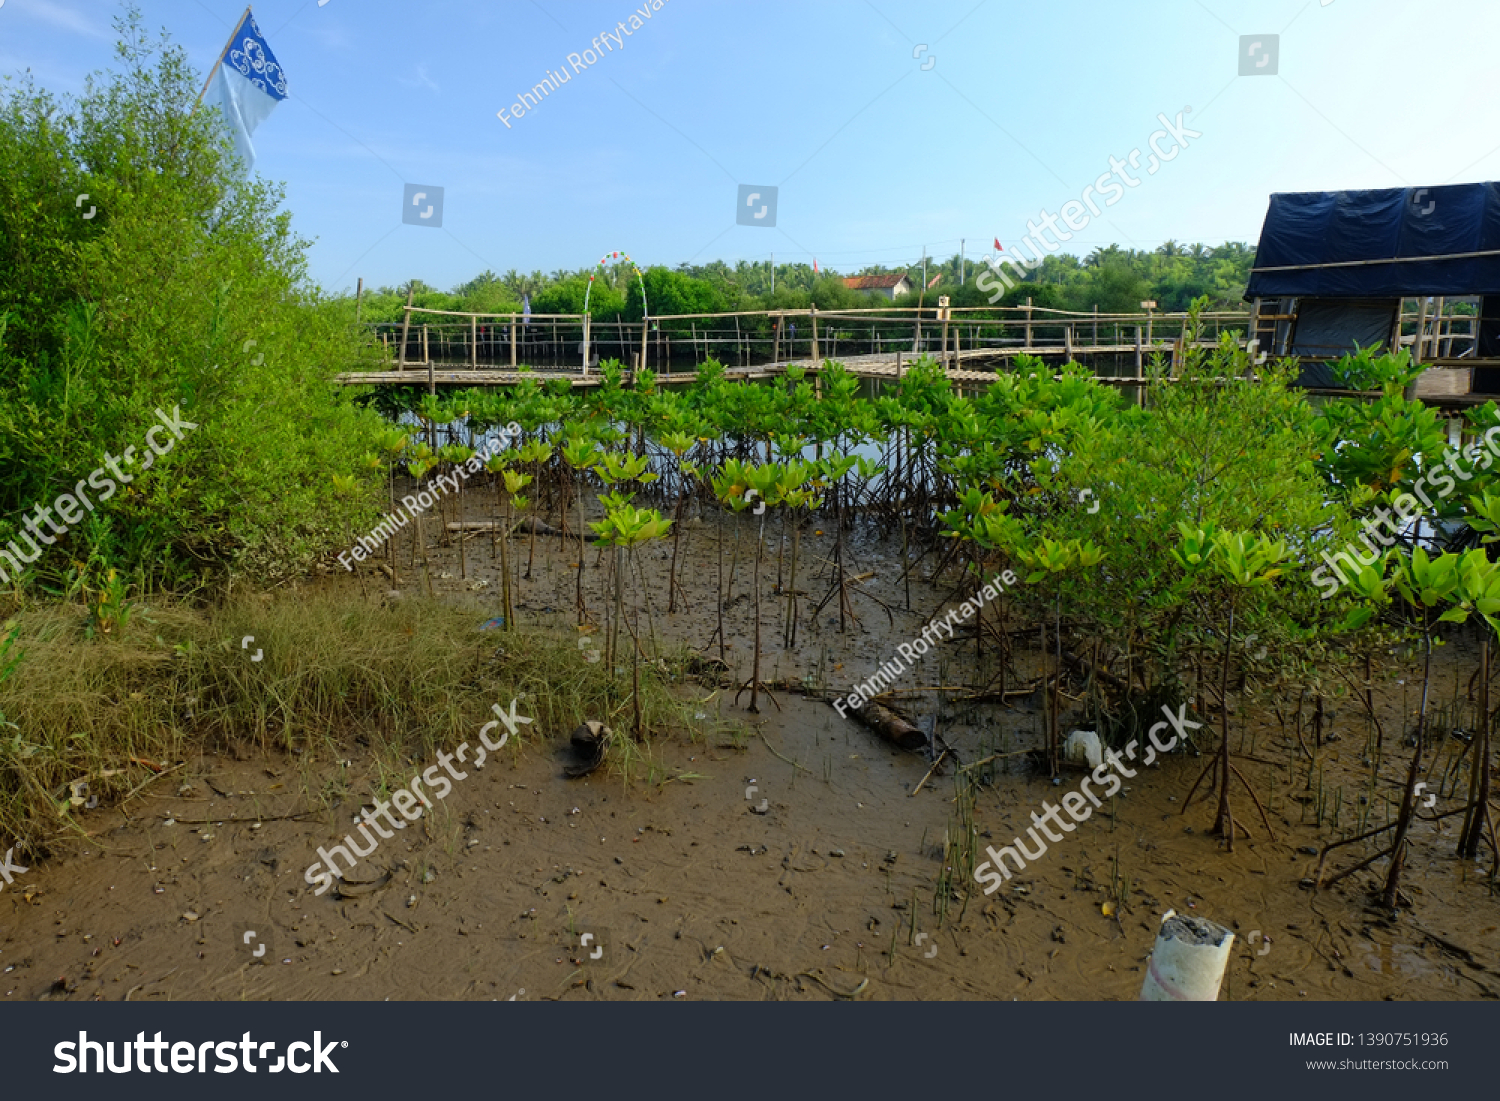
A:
[0,7,388,591]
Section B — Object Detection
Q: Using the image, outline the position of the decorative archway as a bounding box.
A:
[582,252,648,373]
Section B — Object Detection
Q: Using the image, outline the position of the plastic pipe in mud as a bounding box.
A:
[1139,912,1235,1001]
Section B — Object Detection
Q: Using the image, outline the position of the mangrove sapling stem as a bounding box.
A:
[1227,761,1278,840]
[500,493,514,629]
[835,475,848,632]
[632,600,643,740]
[458,480,467,580]
[1215,602,1237,848]
[1383,610,1433,907]
[1051,589,1063,778]
[612,544,624,676]
[668,482,687,614]
[725,513,743,607]
[526,487,538,579]
[716,502,726,664]
[491,474,500,562]
[1460,637,1492,858]
[751,509,766,712]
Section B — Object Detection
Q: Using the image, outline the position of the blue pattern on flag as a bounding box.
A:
[224,11,288,101]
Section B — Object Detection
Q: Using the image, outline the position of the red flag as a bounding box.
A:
[813,258,819,273]
[993,238,1003,251]
[927,272,941,288]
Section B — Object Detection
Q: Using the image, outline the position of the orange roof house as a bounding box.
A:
[842,273,913,300]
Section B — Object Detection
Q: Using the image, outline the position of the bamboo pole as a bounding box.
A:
[510,315,518,368]
[398,282,415,369]
[194,5,251,107]
[425,326,434,396]
[810,306,818,363]
[356,277,364,324]
[1413,297,1429,364]
[471,314,477,368]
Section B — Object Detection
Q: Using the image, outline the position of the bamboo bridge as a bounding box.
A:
[334,300,1490,406]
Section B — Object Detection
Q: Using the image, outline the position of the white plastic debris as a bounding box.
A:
[1063,730,1103,770]
[1140,911,1235,1001]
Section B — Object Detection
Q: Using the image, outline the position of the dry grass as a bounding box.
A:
[0,589,708,859]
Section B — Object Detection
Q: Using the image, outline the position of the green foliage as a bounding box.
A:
[0,8,388,589]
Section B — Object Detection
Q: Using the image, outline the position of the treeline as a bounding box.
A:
[356,241,1257,324]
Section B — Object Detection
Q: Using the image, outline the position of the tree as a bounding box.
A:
[0,4,386,588]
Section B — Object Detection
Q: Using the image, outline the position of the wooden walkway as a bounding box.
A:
[335,343,1162,390]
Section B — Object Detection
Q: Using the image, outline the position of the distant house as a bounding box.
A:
[843,273,913,301]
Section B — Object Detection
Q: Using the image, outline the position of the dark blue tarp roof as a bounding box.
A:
[1245,183,1500,298]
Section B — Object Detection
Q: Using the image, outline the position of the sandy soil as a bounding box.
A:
[3,495,1497,1001]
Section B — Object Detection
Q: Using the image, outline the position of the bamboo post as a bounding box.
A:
[398,282,415,369]
[1433,296,1446,358]
[735,314,743,368]
[1135,325,1143,377]
[1025,297,1033,349]
[1063,322,1073,363]
[582,313,591,376]
[470,314,477,368]
[810,307,818,363]
[1413,297,1429,364]
[940,306,950,369]
[194,5,251,106]
[640,315,649,373]
[422,324,429,365]
[1093,304,1098,347]
[510,314,518,369]
[1146,305,1154,349]
[355,277,364,324]
[691,321,699,364]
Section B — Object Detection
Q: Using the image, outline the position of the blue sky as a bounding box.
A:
[6,0,1499,293]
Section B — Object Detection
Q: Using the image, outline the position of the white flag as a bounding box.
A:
[203,9,288,172]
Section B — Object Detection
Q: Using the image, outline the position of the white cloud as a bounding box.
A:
[397,64,439,94]
[16,0,110,39]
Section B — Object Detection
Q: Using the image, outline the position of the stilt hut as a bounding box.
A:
[1245,183,1500,397]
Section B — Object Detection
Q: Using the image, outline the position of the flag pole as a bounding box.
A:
[195,5,253,109]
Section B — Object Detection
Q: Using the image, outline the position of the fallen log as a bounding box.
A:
[834,696,928,752]
[446,518,562,536]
